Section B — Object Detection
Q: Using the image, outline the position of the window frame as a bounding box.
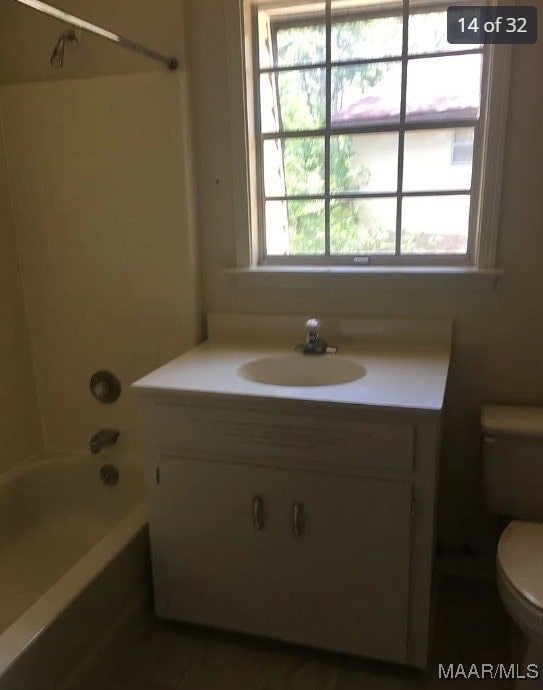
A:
[232,0,512,273]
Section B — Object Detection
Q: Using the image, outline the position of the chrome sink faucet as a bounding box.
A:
[90,429,120,455]
[296,318,338,355]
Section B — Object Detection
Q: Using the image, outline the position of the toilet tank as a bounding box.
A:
[483,405,543,520]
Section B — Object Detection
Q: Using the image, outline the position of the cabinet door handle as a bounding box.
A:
[292,502,303,538]
[252,496,263,531]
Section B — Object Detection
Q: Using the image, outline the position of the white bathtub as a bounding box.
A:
[0,452,150,690]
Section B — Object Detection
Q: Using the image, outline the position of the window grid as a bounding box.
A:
[395,0,409,255]
[265,190,473,201]
[255,0,485,264]
[324,0,332,255]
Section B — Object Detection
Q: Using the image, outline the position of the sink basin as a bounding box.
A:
[237,354,366,387]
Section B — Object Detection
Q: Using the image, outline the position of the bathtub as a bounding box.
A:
[0,452,150,690]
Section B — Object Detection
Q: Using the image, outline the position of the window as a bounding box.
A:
[242,0,510,268]
[451,128,475,165]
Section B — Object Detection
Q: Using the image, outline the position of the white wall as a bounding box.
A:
[185,0,543,558]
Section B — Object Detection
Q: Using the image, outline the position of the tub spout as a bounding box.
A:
[90,429,119,455]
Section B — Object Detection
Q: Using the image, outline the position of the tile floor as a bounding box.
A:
[101,578,512,690]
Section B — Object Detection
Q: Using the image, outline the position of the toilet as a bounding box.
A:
[483,405,543,681]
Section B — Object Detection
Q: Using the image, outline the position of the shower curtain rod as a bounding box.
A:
[12,0,179,70]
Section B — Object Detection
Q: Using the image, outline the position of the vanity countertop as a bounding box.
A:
[132,340,451,413]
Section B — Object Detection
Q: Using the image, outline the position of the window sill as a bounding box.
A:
[224,266,503,291]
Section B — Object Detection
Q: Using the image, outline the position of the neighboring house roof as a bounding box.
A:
[332,55,481,126]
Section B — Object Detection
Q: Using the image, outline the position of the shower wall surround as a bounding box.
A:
[0,114,41,471]
[0,70,200,455]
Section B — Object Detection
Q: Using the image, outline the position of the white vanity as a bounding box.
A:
[133,314,451,669]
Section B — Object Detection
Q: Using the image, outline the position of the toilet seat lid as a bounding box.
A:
[498,521,543,610]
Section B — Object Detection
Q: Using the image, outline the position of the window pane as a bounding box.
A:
[401,195,470,254]
[260,69,326,133]
[331,15,403,61]
[331,133,398,193]
[331,198,396,254]
[403,128,473,192]
[264,138,325,196]
[408,10,480,55]
[263,140,287,198]
[452,128,475,164]
[276,24,326,67]
[266,199,325,255]
[406,54,482,125]
[332,62,402,127]
[258,11,275,70]
[258,4,325,69]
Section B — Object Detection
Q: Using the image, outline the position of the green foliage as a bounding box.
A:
[274,20,395,255]
[330,201,395,254]
[289,199,325,254]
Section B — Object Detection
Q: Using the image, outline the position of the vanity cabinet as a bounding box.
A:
[138,393,441,669]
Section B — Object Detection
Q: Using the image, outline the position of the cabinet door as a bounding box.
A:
[147,457,295,639]
[278,473,413,664]
[148,458,412,664]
